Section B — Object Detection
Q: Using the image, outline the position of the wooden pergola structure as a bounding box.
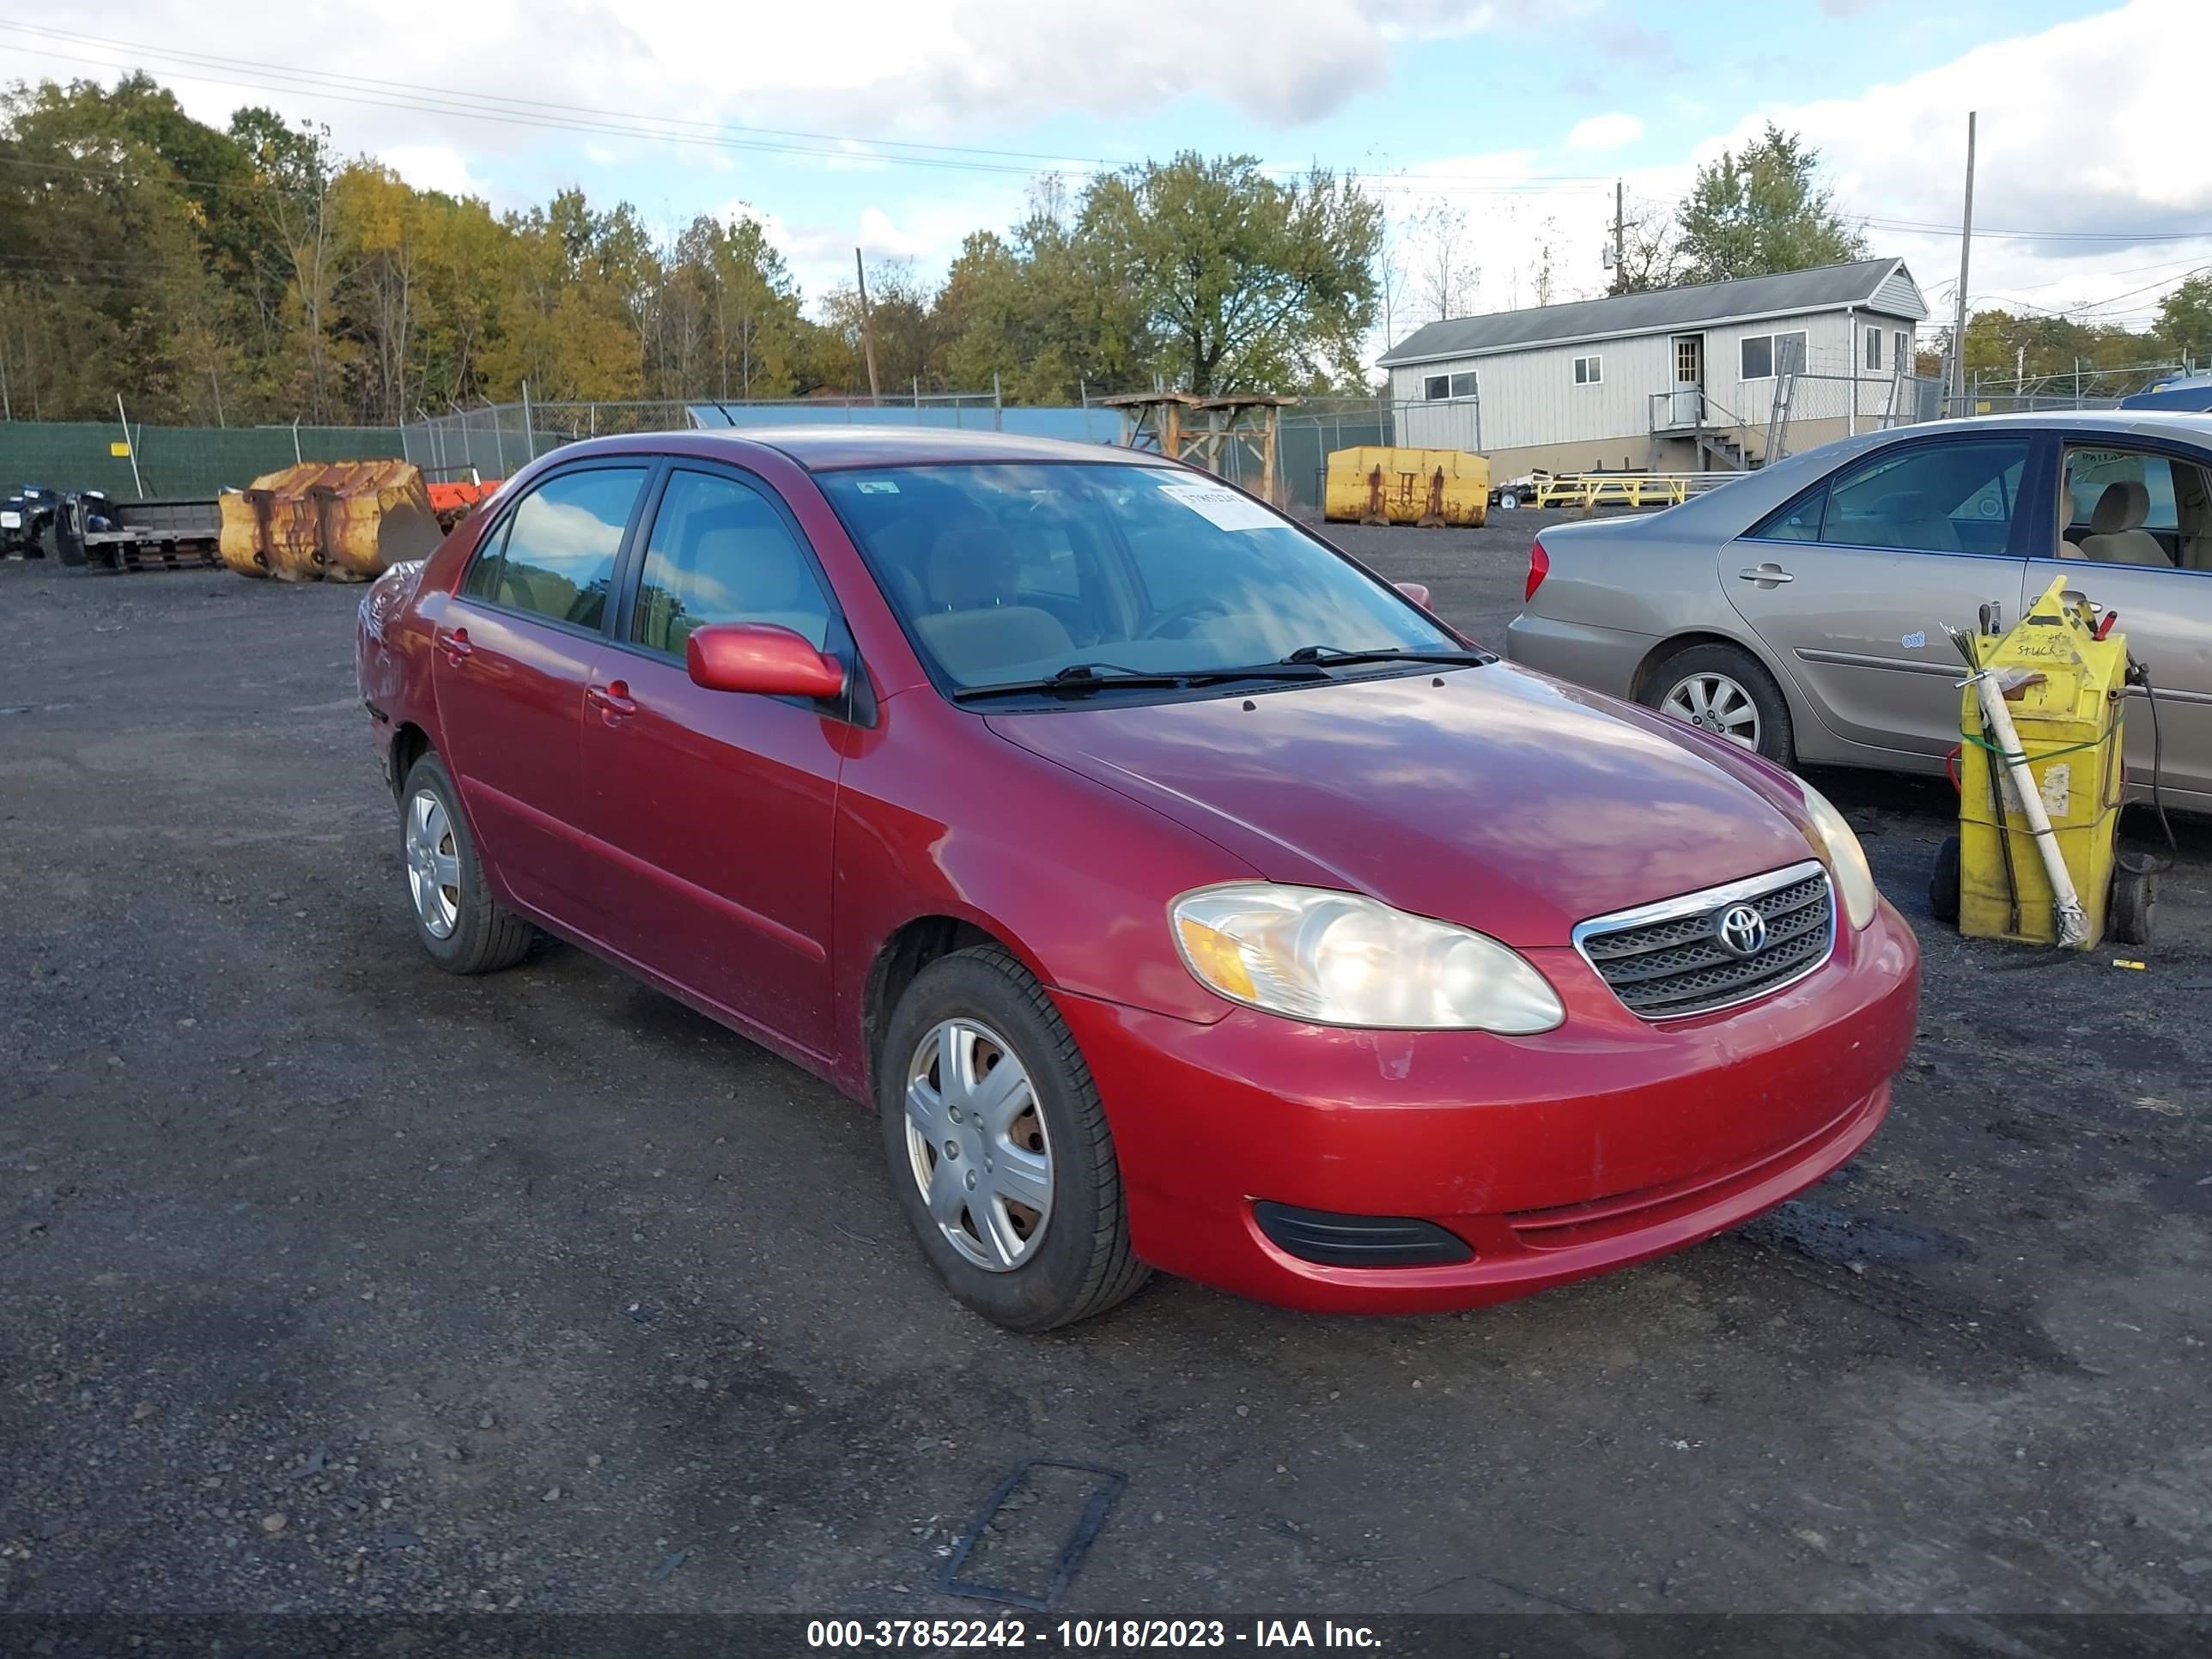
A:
[1099,392,1298,504]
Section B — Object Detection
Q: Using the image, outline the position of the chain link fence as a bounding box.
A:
[0,420,408,499]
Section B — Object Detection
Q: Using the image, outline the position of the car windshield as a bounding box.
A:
[816,462,1462,696]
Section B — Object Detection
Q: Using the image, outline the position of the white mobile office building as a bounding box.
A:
[1376,258,1929,477]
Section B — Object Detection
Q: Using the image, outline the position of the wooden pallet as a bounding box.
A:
[88,537,223,574]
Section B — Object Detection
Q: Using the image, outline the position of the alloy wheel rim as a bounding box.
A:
[902,1018,1053,1273]
[404,790,462,939]
[1662,672,1760,750]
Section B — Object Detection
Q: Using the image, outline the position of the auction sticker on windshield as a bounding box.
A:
[1160,481,1279,532]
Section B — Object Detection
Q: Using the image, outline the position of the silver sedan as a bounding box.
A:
[1504,410,2212,814]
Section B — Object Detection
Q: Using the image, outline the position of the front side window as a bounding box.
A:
[630,469,835,656]
[1424,374,1451,401]
[1820,440,2031,556]
[2058,447,2208,569]
[817,464,1459,696]
[471,467,646,629]
[1574,355,1602,386]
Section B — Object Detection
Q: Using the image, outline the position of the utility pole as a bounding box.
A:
[1948,112,1977,416]
[854,247,881,404]
[1613,179,1626,294]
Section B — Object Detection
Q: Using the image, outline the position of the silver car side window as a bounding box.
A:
[1818,441,2030,556]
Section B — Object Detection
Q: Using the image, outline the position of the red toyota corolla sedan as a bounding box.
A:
[356,428,1919,1330]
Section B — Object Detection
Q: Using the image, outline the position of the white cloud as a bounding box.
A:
[11,0,1545,160]
[1372,0,2212,353]
[1565,112,1642,152]
[1712,0,2212,323]
[378,144,490,201]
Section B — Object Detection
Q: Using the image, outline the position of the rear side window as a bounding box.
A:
[630,469,834,656]
[1817,440,2030,556]
[471,468,646,629]
[1750,484,1827,542]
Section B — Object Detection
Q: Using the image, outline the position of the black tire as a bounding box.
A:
[57,530,87,568]
[1929,834,1960,925]
[1640,641,1796,769]
[2111,865,2155,948]
[398,751,535,975]
[878,945,1150,1332]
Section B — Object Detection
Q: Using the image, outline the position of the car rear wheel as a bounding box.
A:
[878,946,1149,1332]
[398,752,535,975]
[1644,642,1795,768]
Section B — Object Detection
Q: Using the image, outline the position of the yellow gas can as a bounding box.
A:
[1955,576,2127,948]
[1323,446,1489,527]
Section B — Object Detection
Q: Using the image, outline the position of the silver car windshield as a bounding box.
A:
[817,462,1458,690]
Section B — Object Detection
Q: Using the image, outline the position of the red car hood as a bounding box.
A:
[987,665,1821,947]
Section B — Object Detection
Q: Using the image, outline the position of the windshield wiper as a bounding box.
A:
[1279,643,1496,668]
[951,660,1328,702]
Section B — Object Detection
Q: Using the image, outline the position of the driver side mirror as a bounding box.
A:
[1395,581,1433,610]
[686,623,845,699]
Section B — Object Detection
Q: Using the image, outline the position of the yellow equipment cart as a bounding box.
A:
[1931,575,2153,948]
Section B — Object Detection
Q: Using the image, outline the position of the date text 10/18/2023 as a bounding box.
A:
[806,1620,1383,1649]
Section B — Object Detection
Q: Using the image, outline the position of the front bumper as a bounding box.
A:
[1054,899,1919,1315]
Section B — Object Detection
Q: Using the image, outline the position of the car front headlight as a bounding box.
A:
[1798,781,1878,930]
[1171,884,1565,1032]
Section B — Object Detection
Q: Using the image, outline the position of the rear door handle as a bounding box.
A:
[586,680,636,720]
[439,626,473,665]
[1737,563,1794,586]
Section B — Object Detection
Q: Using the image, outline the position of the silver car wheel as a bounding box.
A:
[404,789,462,939]
[903,1018,1053,1273]
[1662,672,1761,750]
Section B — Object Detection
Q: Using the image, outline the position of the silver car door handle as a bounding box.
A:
[1737,563,1794,585]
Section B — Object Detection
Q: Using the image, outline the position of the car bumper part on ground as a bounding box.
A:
[1502,612,1654,699]
[1056,898,1919,1314]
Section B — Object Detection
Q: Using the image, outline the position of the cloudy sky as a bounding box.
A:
[2,0,2204,356]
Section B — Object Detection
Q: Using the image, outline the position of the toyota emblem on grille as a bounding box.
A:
[1713,902,1768,957]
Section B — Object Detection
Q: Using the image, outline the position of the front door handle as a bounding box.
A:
[1737,562,1794,586]
[439,626,473,666]
[586,680,636,721]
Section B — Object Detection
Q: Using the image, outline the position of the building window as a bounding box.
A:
[1741,330,1808,380]
[1423,371,1476,401]
[1449,370,1478,399]
[1895,331,1910,370]
[1573,355,1602,386]
[1867,326,1882,370]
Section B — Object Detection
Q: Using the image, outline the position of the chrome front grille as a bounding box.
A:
[1573,860,1834,1020]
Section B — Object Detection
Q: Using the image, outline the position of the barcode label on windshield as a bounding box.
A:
[1159,481,1278,532]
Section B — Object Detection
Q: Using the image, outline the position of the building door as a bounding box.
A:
[1670,334,1705,426]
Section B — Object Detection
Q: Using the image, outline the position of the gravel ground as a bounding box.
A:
[2,514,2209,1619]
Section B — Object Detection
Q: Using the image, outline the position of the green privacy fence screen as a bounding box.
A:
[0,422,409,500]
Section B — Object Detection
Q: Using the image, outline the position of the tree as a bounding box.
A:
[1608,199,1685,295]
[1408,201,1476,322]
[1674,124,1866,284]
[2156,274,2212,365]
[1079,154,1381,395]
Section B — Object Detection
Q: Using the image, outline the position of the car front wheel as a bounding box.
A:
[1643,641,1795,769]
[398,751,536,975]
[879,946,1149,1331]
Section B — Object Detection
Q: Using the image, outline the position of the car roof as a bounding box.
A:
[1883,408,2212,441]
[578,425,1180,472]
